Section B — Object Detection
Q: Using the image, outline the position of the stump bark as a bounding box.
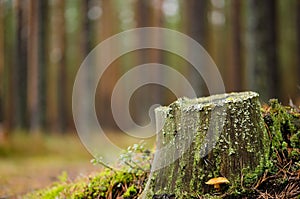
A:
[144,91,270,198]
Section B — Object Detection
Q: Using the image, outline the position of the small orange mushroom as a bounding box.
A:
[205,177,230,190]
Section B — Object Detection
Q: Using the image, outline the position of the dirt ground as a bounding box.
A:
[0,133,105,198]
[0,132,153,198]
[0,156,101,198]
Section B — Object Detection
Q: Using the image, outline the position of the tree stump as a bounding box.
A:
[144,91,270,198]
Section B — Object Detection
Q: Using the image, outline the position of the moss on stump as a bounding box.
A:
[145,91,270,198]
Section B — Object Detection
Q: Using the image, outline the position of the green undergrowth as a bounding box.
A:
[25,99,300,199]
[254,99,300,198]
[263,99,300,171]
[25,142,151,199]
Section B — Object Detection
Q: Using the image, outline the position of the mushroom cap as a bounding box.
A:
[205,177,230,185]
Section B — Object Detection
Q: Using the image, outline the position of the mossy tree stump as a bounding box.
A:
[144,91,270,198]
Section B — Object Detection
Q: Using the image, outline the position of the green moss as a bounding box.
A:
[25,185,66,199]
[28,170,141,199]
[123,185,137,198]
[263,99,300,171]
[202,194,222,199]
[290,131,300,148]
[26,142,151,199]
[234,99,300,193]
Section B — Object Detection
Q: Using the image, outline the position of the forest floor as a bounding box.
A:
[0,132,102,198]
[1,100,299,199]
[18,100,300,199]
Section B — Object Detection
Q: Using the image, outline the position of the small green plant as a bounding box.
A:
[90,156,116,172]
[91,141,152,175]
[57,171,69,183]
[123,185,137,198]
[118,141,152,174]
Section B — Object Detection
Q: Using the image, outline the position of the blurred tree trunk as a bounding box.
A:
[56,0,67,133]
[96,0,119,129]
[47,0,58,133]
[244,0,278,102]
[0,1,6,142]
[227,0,242,92]
[3,1,15,133]
[14,0,28,130]
[298,0,300,104]
[0,2,4,126]
[48,0,66,133]
[28,0,38,132]
[185,0,209,48]
[82,0,92,55]
[37,0,48,131]
[64,0,82,130]
[77,0,95,129]
[28,0,48,133]
[131,0,163,126]
[277,0,298,104]
[184,0,209,96]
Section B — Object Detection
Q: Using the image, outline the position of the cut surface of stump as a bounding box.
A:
[144,91,270,198]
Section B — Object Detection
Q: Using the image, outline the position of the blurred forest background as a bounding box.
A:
[0,0,300,137]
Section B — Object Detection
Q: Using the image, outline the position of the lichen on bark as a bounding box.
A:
[145,91,270,198]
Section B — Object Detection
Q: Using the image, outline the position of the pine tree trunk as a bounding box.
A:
[14,0,28,130]
[0,2,4,125]
[184,0,209,97]
[227,0,242,92]
[244,0,278,101]
[144,91,269,198]
[28,0,48,132]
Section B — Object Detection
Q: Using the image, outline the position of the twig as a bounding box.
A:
[254,169,269,189]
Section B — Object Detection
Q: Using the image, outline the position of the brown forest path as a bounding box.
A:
[0,157,101,198]
[0,132,147,198]
[0,133,102,198]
